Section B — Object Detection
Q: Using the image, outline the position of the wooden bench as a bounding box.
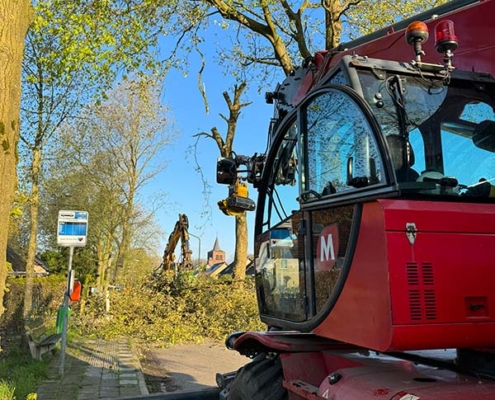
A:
[25,319,62,361]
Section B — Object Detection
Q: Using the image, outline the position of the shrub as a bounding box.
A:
[77,272,265,344]
[1,275,66,336]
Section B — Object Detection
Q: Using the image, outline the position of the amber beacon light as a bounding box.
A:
[405,21,429,63]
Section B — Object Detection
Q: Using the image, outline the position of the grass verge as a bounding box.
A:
[0,346,48,400]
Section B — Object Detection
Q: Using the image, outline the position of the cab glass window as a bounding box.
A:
[257,121,306,322]
[256,214,306,321]
[358,68,495,199]
[302,89,385,198]
[441,102,495,193]
[262,122,299,229]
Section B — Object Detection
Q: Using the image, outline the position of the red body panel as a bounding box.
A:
[231,333,495,399]
[314,199,495,351]
[281,350,495,400]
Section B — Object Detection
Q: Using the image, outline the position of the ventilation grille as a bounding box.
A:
[407,262,437,322]
[409,289,422,321]
[422,263,434,285]
[406,263,419,285]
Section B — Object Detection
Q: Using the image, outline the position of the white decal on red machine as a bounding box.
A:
[316,224,339,271]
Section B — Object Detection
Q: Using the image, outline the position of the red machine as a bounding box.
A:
[216,0,495,399]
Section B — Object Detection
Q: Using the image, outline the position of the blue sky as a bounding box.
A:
[147,37,282,262]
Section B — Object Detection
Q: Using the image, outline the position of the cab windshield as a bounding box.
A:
[358,69,495,198]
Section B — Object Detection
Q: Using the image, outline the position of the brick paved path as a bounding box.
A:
[36,339,148,400]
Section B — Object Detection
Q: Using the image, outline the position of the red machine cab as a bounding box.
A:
[215,1,495,398]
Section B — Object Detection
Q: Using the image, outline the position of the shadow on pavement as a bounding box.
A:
[37,339,146,400]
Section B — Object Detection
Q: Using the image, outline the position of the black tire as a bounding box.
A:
[227,355,288,400]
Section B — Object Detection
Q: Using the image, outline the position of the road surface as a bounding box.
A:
[139,340,249,395]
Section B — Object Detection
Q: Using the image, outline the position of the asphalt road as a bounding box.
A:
[141,340,249,395]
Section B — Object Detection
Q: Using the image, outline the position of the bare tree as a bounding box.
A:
[196,82,251,280]
[59,76,175,286]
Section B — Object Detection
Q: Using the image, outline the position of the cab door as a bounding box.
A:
[255,84,394,331]
[299,85,392,328]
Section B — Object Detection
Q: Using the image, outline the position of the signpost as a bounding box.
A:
[57,210,88,375]
[57,210,88,247]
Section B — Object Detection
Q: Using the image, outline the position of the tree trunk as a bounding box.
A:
[23,146,41,318]
[113,186,134,283]
[232,213,248,280]
[323,0,345,50]
[96,258,105,290]
[95,233,114,290]
[114,226,130,283]
[0,0,33,317]
[122,182,137,274]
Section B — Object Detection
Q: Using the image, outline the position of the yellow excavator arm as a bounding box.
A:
[162,214,192,270]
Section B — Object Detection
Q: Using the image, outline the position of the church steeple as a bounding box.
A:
[213,237,221,251]
[207,236,225,266]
